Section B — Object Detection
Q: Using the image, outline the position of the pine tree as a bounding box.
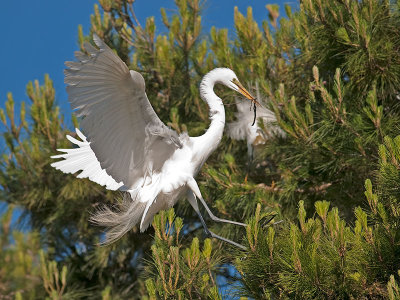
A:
[1,0,400,299]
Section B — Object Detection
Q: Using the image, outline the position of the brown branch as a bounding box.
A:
[256,182,332,194]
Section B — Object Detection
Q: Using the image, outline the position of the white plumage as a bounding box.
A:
[52,34,256,248]
[51,128,124,190]
[227,84,285,159]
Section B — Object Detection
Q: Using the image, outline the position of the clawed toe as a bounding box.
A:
[260,213,278,229]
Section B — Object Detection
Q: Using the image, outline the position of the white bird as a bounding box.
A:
[51,34,256,249]
[227,83,285,160]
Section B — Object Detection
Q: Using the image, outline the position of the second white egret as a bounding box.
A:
[227,84,285,160]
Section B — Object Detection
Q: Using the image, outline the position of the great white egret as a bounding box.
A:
[51,34,256,249]
[227,83,285,159]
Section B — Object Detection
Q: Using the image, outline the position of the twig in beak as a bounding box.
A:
[251,100,257,126]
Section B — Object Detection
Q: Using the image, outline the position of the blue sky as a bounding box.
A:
[0,0,294,124]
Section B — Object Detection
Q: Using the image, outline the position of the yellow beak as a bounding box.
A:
[232,79,261,106]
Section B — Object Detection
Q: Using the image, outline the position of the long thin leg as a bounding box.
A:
[187,190,246,250]
[247,142,254,163]
[187,178,246,227]
[198,197,246,227]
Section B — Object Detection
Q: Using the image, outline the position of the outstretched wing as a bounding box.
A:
[64,34,181,188]
[51,128,124,191]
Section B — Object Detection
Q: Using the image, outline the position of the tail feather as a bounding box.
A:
[90,169,163,244]
[90,192,147,244]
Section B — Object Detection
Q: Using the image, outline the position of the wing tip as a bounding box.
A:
[93,33,104,49]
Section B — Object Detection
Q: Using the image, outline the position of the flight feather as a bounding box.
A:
[64,34,181,189]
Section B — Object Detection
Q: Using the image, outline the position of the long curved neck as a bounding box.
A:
[198,74,226,151]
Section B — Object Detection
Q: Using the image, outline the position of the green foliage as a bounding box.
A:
[388,270,400,300]
[2,0,400,298]
[202,154,281,244]
[144,208,221,299]
[0,206,44,299]
[237,134,400,298]
[259,0,400,214]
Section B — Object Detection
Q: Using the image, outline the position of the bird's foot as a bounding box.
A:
[259,213,281,229]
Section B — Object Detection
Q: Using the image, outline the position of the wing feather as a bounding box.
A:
[51,128,124,191]
[65,34,181,188]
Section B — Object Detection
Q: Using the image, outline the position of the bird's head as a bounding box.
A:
[214,68,260,106]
